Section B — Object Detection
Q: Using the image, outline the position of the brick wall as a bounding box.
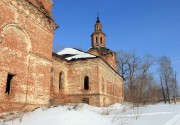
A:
[51,57,124,106]
[88,49,118,71]
[0,0,56,112]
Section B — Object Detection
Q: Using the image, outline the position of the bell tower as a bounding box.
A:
[91,17,106,48]
[89,16,118,71]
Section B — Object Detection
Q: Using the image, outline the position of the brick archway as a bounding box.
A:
[0,23,32,106]
[1,23,32,52]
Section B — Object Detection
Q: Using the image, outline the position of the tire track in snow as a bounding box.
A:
[163,113,180,125]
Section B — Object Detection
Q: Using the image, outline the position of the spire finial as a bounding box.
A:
[97,12,99,18]
[96,12,100,23]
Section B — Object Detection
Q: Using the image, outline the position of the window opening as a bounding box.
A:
[84,76,89,90]
[59,72,63,90]
[51,68,54,87]
[100,37,103,44]
[81,98,89,104]
[96,37,98,44]
[5,73,14,95]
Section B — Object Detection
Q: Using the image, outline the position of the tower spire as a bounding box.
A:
[91,15,106,48]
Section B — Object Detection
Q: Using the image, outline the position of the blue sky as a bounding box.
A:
[52,0,180,84]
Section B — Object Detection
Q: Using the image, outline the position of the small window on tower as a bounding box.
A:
[96,37,98,44]
[5,73,15,95]
[100,37,103,44]
[97,26,99,30]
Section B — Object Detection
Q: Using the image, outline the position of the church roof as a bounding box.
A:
[56,48,97,61]
[53,48,124,80]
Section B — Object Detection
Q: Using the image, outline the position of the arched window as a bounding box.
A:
[84,76,89,90]
[102,78,104,92]
[96,25,100,31]
[100,37,103,44]
[51,68,54,87]
[59,72,63,90]
[96,37,98,44]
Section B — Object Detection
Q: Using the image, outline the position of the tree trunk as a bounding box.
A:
[160,77,166,103]
[165,75,170,104]
[173,71,177,104]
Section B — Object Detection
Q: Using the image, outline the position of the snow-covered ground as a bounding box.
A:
[1,103,180,125]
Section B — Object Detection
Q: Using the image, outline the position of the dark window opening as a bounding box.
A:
[81,98,89,104]
[5,74,14,95]
[96,37,98,44]
[59,72,63,90]
[100,37,103,44]
[84,76,89,90]
[51,68,54,87]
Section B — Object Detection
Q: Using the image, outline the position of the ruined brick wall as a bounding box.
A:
[51,57,123,106]
[0,0,56,112]
[66,59,101,106]
[50,57,68,105]
[97,59,124,106]
[51,57,101,106]
[28,0,53,15]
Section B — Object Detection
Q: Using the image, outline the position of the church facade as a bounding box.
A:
[0,0,123,113]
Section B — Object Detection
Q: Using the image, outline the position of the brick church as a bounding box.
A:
[0,0,124,113]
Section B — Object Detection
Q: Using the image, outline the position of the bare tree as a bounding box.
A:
[116,50,178,105]
[116,50,157,104]
[137,55,154,104]
[173,71,177,104]
[160,76,166,103]
[158,56,174,104]
[116,50,129,78]
[116,50,140,102]
[126,51,141,102]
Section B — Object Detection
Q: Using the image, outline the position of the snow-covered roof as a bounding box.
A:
[56,48,96,61]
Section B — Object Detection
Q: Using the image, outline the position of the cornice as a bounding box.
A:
[46,0,54,6]
[4,0,58,33]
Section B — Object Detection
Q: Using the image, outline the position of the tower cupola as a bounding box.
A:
[91,16,106,48]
